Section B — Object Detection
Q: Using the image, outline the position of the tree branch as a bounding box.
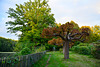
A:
[53,33,65,41]
[67,33,72,40]
[77,39,85,42]
[70,33,81,37]
[70,34,83,40]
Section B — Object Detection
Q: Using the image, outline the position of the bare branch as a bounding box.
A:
[78,39,85,42]
[70,33,81,37]
[70,34,83,40]
[53,33,66,41]
[67,33,72,40]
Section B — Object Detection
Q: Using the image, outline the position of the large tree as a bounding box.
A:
[6,0,55,39]
[41,22,90,59]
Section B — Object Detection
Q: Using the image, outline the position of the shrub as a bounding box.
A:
[78,43,89,46]
[71,46,80,52]
[14,41,36,52]
[91,44,100,59]
[13,42,25,52]
[74,41,81,46]
[59,48,63,53]
[34,45,45,53]
[45,43,61,51]
[79,46,91,55]
[20,47,31,55]
[71,45,91,55]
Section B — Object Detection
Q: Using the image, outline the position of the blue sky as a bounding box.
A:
[0,0,100,40]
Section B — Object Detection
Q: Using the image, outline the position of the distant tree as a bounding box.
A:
[41,22,90,59]
[0,37,17,52]
[80,26,92,43]
[81,25,100,42]
[91,25,100,34]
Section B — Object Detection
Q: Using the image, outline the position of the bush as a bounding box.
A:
[91,44,100,59]
[45,43,62,51]
[59,48,63,53]
[13,41,35,52]
[78,43,89,46]
[74,41,81,46]
[71,45,91,55]
[71,46,80,52]
[34,45,45,53]
[20,47,31,55]
[79,46,91,55]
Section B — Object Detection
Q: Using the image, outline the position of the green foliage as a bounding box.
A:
[91,43,100,59]
[78,43,89,46]
[45,43,54,51]
[34,45,45,53]
[79,46,91,55]
[92,33,100,42]
[71,45,92,55]
[6,0,56,50]
[0,36,17,52]
[73,41,81,46]
[20,47,31,55]
[71,42,100,59]
[6,0,55,41]
[59,48,63,53]
[45,43,62,51]
[70,20,79,29]
[13,41,36,52]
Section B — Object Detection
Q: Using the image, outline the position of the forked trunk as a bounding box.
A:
[64,41,69,59]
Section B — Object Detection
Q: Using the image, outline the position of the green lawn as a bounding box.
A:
[33,51,100,67]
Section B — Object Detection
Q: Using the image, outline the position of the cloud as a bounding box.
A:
[0,17,18,40]
[94,1,100,14]
[48,0,100,27]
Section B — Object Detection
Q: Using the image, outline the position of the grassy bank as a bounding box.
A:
[33,51,100,67]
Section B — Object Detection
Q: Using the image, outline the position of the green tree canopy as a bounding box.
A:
[6,0,55,37]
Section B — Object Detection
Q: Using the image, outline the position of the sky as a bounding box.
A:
[0,0,100,40]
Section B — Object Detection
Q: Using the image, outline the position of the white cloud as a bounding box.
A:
[94,1,100,14]
[0,17,18,40]
[48,0,100,27]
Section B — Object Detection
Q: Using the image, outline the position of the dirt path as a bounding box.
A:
[45,54,51,67]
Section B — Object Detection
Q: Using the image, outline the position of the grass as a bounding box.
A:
[33,51,100,67]
[33,54,50,67]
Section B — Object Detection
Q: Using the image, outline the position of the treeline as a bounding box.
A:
[0,37,17,52]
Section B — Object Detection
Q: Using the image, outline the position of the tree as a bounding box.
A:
[41,22,90,59]
[91,25,100,34]
[6,0,55,39]
[0,37,17,52]
[91,25,100,42]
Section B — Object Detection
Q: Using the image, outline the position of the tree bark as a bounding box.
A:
[64,41,69,59]
[63,42,65,54]
[63,44,65,54]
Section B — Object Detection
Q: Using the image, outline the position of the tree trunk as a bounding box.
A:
[63,43,65,54]
[64,41,69,59]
